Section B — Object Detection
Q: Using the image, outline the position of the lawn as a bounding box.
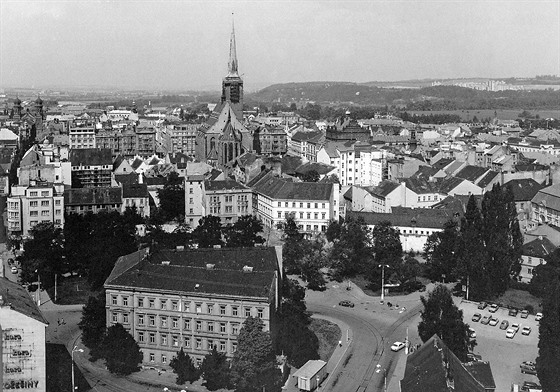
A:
[46,275,99,305]
[309,318,341,362]
[494,288,542,314]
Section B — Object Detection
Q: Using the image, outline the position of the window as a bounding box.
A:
[171,300,178,310]
[149,353,155,362]
[30,191,38,197]
[172,335,179,347]
[196,320,202,331]
[278,202,281,207]
[149,333,155,344]
[30,201,38,207]
[232,306,238,316]
[292,202,296,208]
[322,213,326,219]
[161,334,168,345]
[220,323,226,333]
[232,324,239,335]
[207,304,214,314]
[207,322,214,332]
[208,339,215,349]
[161,354,167,364]
[112,313,118,323]
[160,316,168,328]
[189,188,193,194]
[172,317,179,329]
[138,297,144,307]
[123,297,128,306]
[196,339,202,349]
[244,307,251,317]
[315,203,318,208]
[148,298,155,308]
[123,313,129,324]
[41,210,49,216]
[307,203,311,208]
[232,342,237,353]
[112,296,118,305]
[257,308,264,318]
[183,301,190,312]
[138,331,145,342]
[225,206,232,213]
[160,299,167,309]
[299,212,304,219]
[184,319,191,330]
[196,303,202,313]
[300,203,303,208]
[138,314,145,325]
[314,213,318,219]
[41,191,49,197]
[184,337,191,348]
[307,213,311,219]
[220,305,226,315]
[55,200,61,206]
[220,341,226,352]
[149,315,155,326]
[322,203,325,208]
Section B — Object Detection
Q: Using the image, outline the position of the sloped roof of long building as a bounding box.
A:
[504,178,544,202]
[349,207,455,229]
[252,172,333,201]
[531,183,560,211]
[0,277,48,325]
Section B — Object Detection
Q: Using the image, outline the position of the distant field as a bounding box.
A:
[407,109,560,121]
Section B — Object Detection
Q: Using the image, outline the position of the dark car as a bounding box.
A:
[481,315,491,325]
[509,308,519,317]
[520,364,538,375]
[472,313,482,322]
[488,304,499,313]
[499,320,509,330]
[339,300,354,308]
[521,381,541,391]
[477,302,487,310]
[467,353,482,362]
[521,310,529,318]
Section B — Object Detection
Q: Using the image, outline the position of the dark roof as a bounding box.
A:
[123,183,148,198]
[64,187,122,206]
[291,130,322,142]
[205,179,249,191]
[401,335,495,392]
[366,180,401,198]
[0,277,48,325]
[113,154,126,171]
[246,169,271,188]
[295,162,336,176]
[281,155,305,175]
[532,184,560,211]
[349,208,456,229]
[69,148,112,166]
[252,172,333,201]
[476,170,499,188]
[114,172,142,186]
[105,247,278,298]
[455,165,489,182]
[504,178,545,202]
[343,187,352,201]
[432,158,453,170]
[432,195,483,214]
[522,236,557,258]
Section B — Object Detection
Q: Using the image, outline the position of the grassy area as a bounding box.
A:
[408,109,560,121]
[494,288,542,314]
[46,275,99,305]
[309,318,341,362]
[350,275,378,297]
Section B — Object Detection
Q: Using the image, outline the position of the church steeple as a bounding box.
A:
[221,14,243,117]
[227,19,239,77]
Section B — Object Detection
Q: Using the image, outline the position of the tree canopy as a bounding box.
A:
[78,292,107,361]
[170,348,200,385]
[328,215,372,280]
[224,215,266,247]
[424,219,459,282]
[157,171,185,222]
[200,347,232,391]
[101,324,143,375]
[192,215,224,248]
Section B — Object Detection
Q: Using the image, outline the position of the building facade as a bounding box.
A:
[69,148,113,188]
[69,121,96,149]
[64,187,123,215]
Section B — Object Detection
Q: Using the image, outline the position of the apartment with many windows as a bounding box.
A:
[104,246,279,367]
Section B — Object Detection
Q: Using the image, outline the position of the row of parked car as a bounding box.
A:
[477,301,543,321]
[471,312,532,338]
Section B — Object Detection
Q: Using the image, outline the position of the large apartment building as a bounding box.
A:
[169,124,198,157]
[69,121,96,149]
[104,246,280,368]
[69,148,113,188]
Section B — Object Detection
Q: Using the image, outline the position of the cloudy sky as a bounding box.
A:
[1,0,559,91]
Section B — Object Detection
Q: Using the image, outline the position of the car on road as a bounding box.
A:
[472,313,482,322]
[338,300,355,308]
[511,323,520,333]
[535,312,543,321]
[489,317,499,326]
[488,304,499,313]
[520,310,529,318]
[481,315,491,325]
[478,302,487,310]
[509,308,518,317]
[500,320,509,330]
[521,326,532,336]
[520,364,537,375]
[390,341,406,352]
[10,266,18,274]
[506,328,517,339]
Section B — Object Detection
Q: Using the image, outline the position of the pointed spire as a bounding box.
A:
[227,14,239,77]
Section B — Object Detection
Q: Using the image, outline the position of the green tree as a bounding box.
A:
[224,215,265,247]
[170,348,200,385]
[301,170,320,182]
[424,220,459,282]
[281,214,304,274]
[325,219,342,243]
[299,237,327,291]
[157,171,185,222]
[200,347,232,391]
[78,292,107,361]
[101,324,143,375]
[192,215,224,248]
[231,317,283,392]
[418,285,471,362]
[329,215,371,280]
[370,220,402,270]
[530,250,560,298]
[536,264,560,391]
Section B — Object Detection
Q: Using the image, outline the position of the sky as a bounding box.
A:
[1,0,559,91]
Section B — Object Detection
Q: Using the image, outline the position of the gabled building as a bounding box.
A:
[504,178,544,231]
[289,130,324,162]
[104,246,280,367]
[531,183,560,227]
[69,148,113,188]
[122,182,150,218]
[519,236,556,283]
[64,187,123,215]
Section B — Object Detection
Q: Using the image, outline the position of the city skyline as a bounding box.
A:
[1,0,559,91]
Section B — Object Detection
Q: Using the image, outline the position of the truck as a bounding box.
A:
[292,360,327,391]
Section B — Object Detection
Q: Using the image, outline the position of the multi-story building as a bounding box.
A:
[253,124,288,156]
[104,246,280,367]
[95,127,137,159]
[0,278,49,392]
[289,130,323,162]
[184,177,252,228]
[531,183,560,227]
[136,124,158,158]
[250,171,338,233]
[69,121,96,149]
[519,236,556,283]
[69,148,113,188]
[64,187,123,215]
[122,182,150,218]
[7,182,65,237]
[169,124,198,157]
[504,178,544,232]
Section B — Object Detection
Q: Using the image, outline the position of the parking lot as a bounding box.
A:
[459,300,540,391]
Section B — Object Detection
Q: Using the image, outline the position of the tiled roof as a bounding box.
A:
[205,179,249,191]
[281,155,304,175]
[113,154,126,171]
[114,172,142,186]
[515,163,549,172]
[123,183,149,198]
[64,187,122,206]
[432,158,453,170]
[455,165,488,182]
[69,148,112,166]
[476,170,499,188]
[437,177,466,194]
[0,277,48,325]
[350,207,455,229]
[504,178,544,202]
[522,236,557,258]
[295,162,336,176]
[292,130,322,142]
[252,172,333,201]
[443,160,465,175]
[366,180,401,198]
[532,183,560,212]
[105,247,278,298]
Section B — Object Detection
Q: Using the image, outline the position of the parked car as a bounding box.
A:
[506,328,517,339]
[520,364,537,375]
[338,300,355,308]
[521,381,541,391]
[488,304,499,313]
[489,317,499,326]
[10,266,18,274]
[509,308,519,317]
[468,327,476,338]
[520,310,529,318]
[481,315,491,325]
[391,341,406,352]
[535,312,543,321]
[522,326,532,336]
[521,361,536,368]
[477,302,487,310]
[500,320,509,330]
[472,313,482,322]
[511,323,520,333]
[467,352,482,362]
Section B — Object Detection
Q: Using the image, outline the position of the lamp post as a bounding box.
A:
[35,269,41,306]
[379,264,389,303]
[316,375,320,392]
[71,345,84,391]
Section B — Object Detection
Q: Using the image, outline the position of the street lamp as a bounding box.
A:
[71,345,84,391]
[378,264,390,303]
[316,375,320,392]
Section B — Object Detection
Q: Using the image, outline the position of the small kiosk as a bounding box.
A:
[292,360,327,391]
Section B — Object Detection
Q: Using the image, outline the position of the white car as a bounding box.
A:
[511,323,520,333]
[10,266,18,274]
[506,328,516,339]
[391,341,406,352]
[535,312,543,321]
[468,327,476,338]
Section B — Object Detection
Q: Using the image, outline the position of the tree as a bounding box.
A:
[170,348,200,385]
[424,220,459,282]
[530,250,560,298]
[281,214,304,274]
[231,317,283,392]
[536,265,560,391]
[224,215,265,247]
[101,324,143,375]
[301,170,320,182]
[200,347,232,390]
[329,215,371,280]
[299,237,327,291]
[157,171,185,222]
[370,221,402,270]
[192,215,224,248]
[78,292,107,361]
[325,219,342,243]
[417,285,471,362]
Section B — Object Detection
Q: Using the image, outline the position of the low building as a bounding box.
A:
[64,187,123,215]
[519,236,556,283]
[104,246,280,368]
[0,277,49,392]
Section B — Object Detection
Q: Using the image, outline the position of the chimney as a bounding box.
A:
[138,173,143,184]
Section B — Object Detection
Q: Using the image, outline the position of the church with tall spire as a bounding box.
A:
[195,20,253,168]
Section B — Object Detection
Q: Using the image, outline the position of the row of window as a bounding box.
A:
[28,191,51,197]
[29,200,57,207]
[417,195,440,202]
[278,201,326,209]
[145,339,237,364]
[278,211,327,220]
[130,314,243,334]
[29,210,60,216]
